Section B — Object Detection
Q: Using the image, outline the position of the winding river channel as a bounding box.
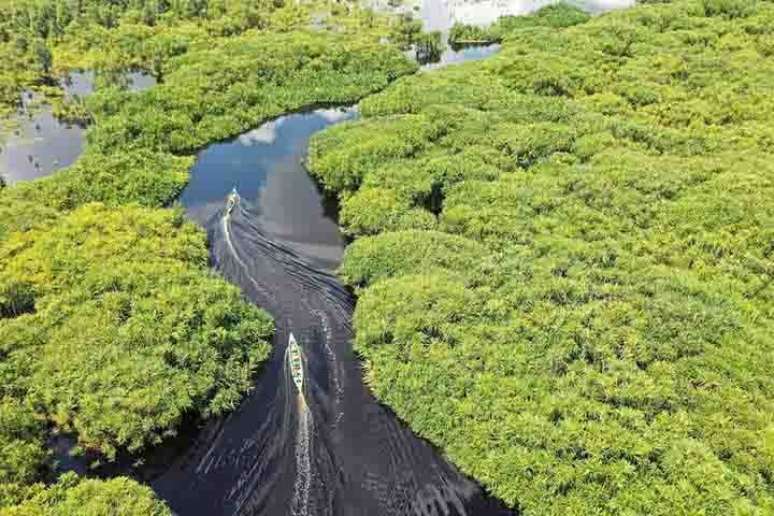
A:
[155,101,512,515]
[153,17,509,516]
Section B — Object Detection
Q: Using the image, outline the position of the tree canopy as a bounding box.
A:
[309,1,774,513]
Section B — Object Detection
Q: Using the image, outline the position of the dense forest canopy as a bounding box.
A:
[0,204,274,508]
[0,0,417,511]
[309,1,774,513]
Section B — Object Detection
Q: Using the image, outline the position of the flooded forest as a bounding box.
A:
[0,0,772,515]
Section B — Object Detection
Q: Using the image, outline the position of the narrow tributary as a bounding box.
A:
[152,98,512,514]
[149,2,573,512]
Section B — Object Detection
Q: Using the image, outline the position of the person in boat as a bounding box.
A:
[226,186,239,214]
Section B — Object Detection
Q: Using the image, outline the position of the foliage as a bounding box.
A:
[86,30,415,155]
[340,230,490,288]
[0,0,418,511]
[0,0,409,114]
[449,3,591,45]
[1,472,170,515]
[0,204,274,457]
[414,30,444,63]
[309,2,774,514]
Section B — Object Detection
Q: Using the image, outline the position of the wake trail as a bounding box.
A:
[151,198,512,516]
[223,213,248,270]
[291,397,313,516]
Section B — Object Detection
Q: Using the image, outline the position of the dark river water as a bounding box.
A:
[150,5,514,513]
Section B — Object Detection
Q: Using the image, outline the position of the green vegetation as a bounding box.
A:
[309,1,774,513]
[2,473,170,515]
[0,204,273,510]
[0,1,416,240]
[449,3,590,46]
[0,0,417,511]
[1,204,273,457]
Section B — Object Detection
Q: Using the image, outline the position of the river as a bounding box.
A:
[153,41,512,516]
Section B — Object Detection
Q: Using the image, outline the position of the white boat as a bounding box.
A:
[288,333,304,393]
[226,186,239,214]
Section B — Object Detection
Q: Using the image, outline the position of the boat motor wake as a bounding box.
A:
[151,202,512,515]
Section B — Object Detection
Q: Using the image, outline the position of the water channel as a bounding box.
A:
[156,7,634,512]
[153,11,510,515]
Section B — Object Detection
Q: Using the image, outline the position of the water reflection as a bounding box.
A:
[422,43,501,69]
[181,107,358,271]
[0,70,156,185]
[61,70,96,99]
[381,0,636,66]
[0,104,86,184]
[414,0,634,66]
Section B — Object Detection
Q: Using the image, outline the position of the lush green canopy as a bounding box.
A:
[310,1,774,513]
[2,472,170,515]
[0,204,273,512]
[1,204,274,457]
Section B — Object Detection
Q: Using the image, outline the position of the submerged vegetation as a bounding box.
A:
[0,0,416,511]
[310,1,774,513]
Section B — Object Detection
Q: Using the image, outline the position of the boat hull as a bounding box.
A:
[288,333,304,393]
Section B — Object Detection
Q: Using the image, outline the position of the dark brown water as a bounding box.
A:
[155,105,514,514]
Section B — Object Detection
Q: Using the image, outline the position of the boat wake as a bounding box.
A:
[152,188,511,516]
[292,396,313,516]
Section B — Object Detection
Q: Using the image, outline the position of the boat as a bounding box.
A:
[288,333,304,393]
[226,186,239,214]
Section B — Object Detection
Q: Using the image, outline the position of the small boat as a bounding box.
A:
[288,333,304,393]
[226,187,239,214]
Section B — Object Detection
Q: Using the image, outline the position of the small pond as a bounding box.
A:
[0,70,156,185]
